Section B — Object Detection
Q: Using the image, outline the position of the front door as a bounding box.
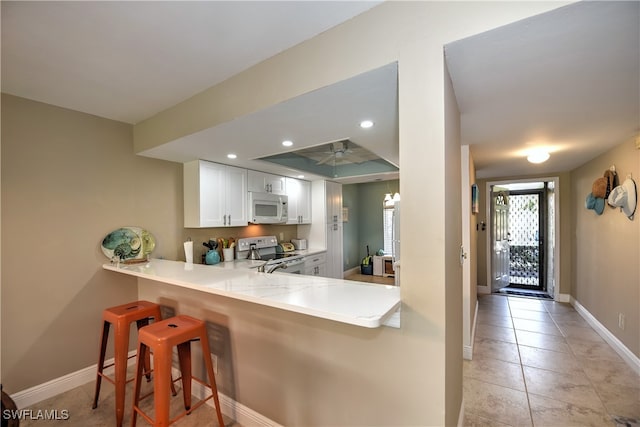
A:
[491,189,510,292]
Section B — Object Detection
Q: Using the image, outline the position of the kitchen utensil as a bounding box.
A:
[205,250,221,265]
[291,239,307,250]
[247,243,261,260]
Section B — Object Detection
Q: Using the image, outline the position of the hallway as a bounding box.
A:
[463,295,640,426]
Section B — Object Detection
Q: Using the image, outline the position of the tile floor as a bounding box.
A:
[17,367,238,427]
[12,293,638,426]
[464,294,640,427]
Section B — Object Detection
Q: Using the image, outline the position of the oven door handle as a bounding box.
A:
[285,258,305,267]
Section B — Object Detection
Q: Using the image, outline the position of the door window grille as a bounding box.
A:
[508,193,541,287]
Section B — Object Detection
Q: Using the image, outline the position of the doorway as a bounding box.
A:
[489,181,555,298]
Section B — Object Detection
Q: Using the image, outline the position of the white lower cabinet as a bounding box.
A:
[184,160,248,228]
[304,252,326,276]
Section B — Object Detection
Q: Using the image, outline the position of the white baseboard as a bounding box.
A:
[477,285,490,295]
[344,266,360,276]
[11,350,137,409]
[11,354,278,427]
[571,297,640,375]
[555,293,570,303]
[186,368,281,427]
[463,301,479,360]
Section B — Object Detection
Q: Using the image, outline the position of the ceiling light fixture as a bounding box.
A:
[297,174,305,179]
[227,153,237,159]
[527,149,550,164]
[282,140,293,147]
[360,120,374,129]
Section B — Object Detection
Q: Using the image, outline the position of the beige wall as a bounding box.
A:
[0,94,183,392]
[571,139,640,357]
[443,59,463,425]
[133,2,565,425]
[476,172,572,296]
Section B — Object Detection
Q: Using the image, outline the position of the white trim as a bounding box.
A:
[186,368,281,427]
[457,398,465,427]
[477,285,490,295]
[571,297,640,375]
[485,177,561,297]
[463,301,479,360]
[344,266,360,277]
[10,354,276,427]
[555,293,570,303]
[11,350,137,409]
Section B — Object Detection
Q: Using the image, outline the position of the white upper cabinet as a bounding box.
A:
[184,160,248,228]
[248,170,286,195]
[285,177,312,224]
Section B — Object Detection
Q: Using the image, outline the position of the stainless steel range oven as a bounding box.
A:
[236,236,305,274]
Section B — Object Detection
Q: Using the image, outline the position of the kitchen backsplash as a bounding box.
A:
[181,224,302,263]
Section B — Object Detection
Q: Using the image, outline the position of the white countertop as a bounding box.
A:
[103,258,401,328]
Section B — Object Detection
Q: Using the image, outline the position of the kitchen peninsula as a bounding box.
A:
[103,258,401,328]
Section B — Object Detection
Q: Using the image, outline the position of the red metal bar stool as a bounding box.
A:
[131,315,225,427]
[92,300,175,427]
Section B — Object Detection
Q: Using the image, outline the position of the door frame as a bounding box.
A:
[481,176,561,301]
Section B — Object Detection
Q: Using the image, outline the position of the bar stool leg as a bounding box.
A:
[131,341,147,427]
[200,334,225,427]
[135,318,153,381]
[113,317,131,427]
[92,321,110,409]
[153,345,173,427]
[176,342,192,412]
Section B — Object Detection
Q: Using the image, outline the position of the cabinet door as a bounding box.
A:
[184,160,226,228]
[326,181,343,224]
[225,165,248,226]
[298,179,312,223]
[285,177,312,224]
[326,223,343,279]
[184,160,247,228]
[248,170,286,195]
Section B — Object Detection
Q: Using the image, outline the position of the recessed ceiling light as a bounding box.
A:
[297,175,305,179]
[282,140,293,147]
[227,153,237,159]
[527,149,550,164]
[360,120,374,129]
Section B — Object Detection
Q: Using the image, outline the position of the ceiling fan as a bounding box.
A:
[316,140,371,165]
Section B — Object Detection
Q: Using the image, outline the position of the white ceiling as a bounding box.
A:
[445,1,639,179]
[2,1,638,182]
[1,1,380,124]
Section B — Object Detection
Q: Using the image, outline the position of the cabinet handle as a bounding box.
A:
[223,214,227,226]
[228,214,231,224]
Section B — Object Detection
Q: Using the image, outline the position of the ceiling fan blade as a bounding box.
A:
[316,153,336,165]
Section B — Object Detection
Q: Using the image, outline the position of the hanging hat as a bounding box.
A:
[603,170,617,199]
[585,193,604,215]
[607,177,637,219]
[592,177,607,199]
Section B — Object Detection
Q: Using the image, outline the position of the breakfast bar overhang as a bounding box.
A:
[103,259,401,328]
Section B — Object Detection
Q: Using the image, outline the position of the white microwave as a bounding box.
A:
[248,192,288,224]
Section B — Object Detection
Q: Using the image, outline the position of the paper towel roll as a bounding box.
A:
[184,241,193,264]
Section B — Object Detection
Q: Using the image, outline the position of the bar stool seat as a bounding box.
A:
[92,300,173,427]
[131,315,225,427]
